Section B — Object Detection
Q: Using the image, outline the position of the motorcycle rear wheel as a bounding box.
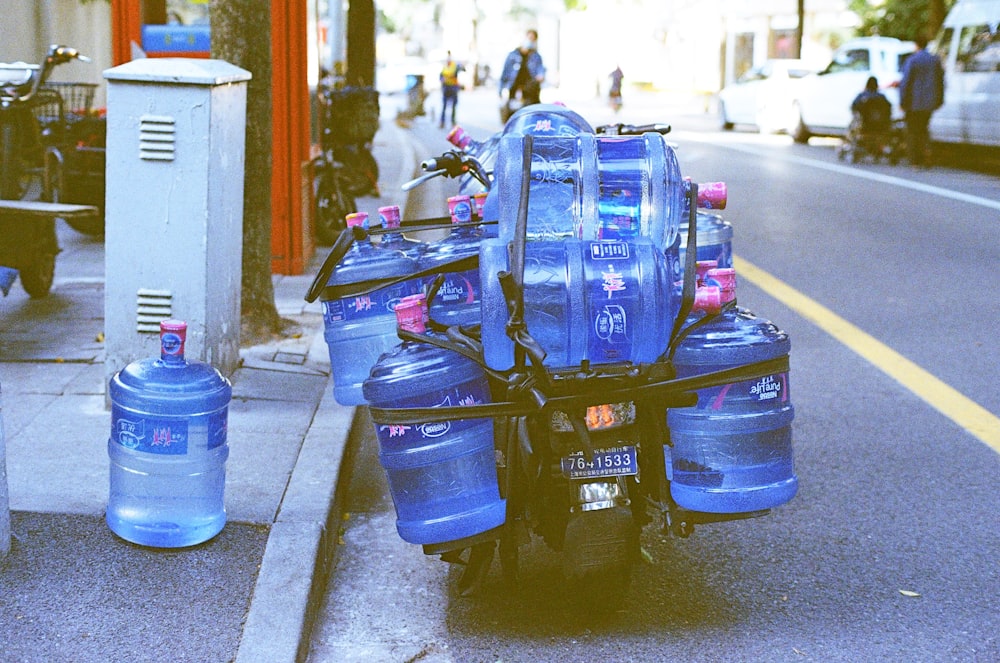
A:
[19,251,55,298]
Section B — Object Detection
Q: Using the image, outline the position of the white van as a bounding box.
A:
[790,37,916,142]
[930,0,1000,147]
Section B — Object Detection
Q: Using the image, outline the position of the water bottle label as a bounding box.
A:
[112,407,189,455]
[323,279,422,323]
[749,374,788,403]
[374,379,490,446]
[432,270,480,307]
[584,241,641,362]
[703,372,790,410]
[111,407,227,454]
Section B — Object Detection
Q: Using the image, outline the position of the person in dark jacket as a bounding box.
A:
[899,36,945,167]
[499,29,545,107]
[851,76,892,133]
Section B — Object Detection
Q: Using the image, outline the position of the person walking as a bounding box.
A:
[609,65,624,112]
[439,51,464,129]
[899,35,945,167]
[499,29,545,122]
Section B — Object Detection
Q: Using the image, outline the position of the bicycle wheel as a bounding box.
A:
[314,167,354,245]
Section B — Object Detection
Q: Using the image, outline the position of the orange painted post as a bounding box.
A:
[111,0,140,66]
[269,0,313,275]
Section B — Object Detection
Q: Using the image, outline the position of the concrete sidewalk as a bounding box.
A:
[0,115,418,663]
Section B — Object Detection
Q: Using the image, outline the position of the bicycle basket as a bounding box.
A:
[41,82,97,118]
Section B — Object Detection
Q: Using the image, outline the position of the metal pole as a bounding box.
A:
[1,381,11,557]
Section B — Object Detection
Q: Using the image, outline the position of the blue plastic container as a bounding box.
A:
[667,306,797,513]
[416,196,482,328]
[322,212,422,405]
[679,211,734,272]
[362,297,505,546]
[492,132,685,251]
[107,320,232,547]
[480,104,595,227]
[480,237,678,371]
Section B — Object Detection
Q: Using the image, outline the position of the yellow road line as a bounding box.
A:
[734,256,1000,455]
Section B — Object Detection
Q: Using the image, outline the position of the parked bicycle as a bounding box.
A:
[312,84,381,245]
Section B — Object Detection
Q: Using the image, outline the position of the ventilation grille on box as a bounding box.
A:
[137,288,173,332]
[139,115,176,161]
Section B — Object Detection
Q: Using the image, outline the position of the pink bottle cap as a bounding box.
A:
[705,267,737,303]
[159,319,187,361]
[446,126,472,150]
[447,195,473,224]
[697,182,727,210]
[692,285,722,314]
[345,211,368,228]
[694,260,719,283]
[378,205,401,229]
[397,293,429,324]
[395,296,426,333]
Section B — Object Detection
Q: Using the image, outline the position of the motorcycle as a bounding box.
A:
[308,105,797,604]
[1,44,97,296]
[312,83,381,245]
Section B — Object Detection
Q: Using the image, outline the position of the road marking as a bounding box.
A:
[734,255,1000,455]
[676,131,1000,211]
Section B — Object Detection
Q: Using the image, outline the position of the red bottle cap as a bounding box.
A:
[159,319,187,362]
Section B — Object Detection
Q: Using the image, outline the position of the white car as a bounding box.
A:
[718,59,814,133]
[790,37,916,143]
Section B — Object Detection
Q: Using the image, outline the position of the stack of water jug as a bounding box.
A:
[317,114,798,549]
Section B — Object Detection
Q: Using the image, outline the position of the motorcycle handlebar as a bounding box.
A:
[2,45,90,104]
[404,151,491,191]
[596,122,672,136]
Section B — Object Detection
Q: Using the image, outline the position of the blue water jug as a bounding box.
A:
[493,132,685,252]
[107,320,232,547]
[666,283,797,513]
[679,211,734,272]
[480,237,678,371]
[416,196,482,328]
[321,212,422,406]
[480,104,595,228]
[362,296,505,546]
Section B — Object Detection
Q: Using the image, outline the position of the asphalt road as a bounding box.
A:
[306,88,1000,663]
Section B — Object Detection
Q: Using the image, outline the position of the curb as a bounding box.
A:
[234,118,419,663]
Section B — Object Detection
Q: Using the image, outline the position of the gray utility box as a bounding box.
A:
[103,58,251,394]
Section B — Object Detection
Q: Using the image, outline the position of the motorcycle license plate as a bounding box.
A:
[561,446,637,480]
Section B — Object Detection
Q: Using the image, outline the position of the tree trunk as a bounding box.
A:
[210,0,282,344]
[347,0,376,86]
[928,0,948,37]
